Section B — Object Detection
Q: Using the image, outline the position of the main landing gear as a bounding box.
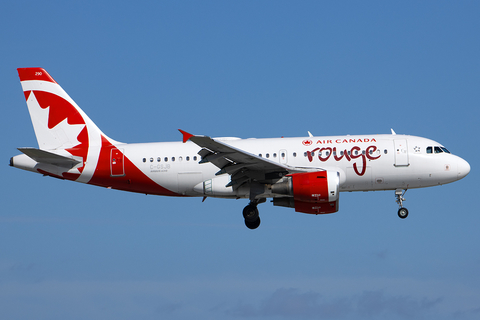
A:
[395,189,409,219]
[243,198,265,229]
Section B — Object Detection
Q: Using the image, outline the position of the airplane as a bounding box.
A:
[10,68,471,229]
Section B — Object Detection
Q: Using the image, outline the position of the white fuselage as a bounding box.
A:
[111,134,469,198]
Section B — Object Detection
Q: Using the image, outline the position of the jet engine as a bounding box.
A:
[271,171,340,214]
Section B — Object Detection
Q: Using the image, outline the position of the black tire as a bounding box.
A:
[398,208,409,219]
[245,217,261,229]
[243,205,259,222]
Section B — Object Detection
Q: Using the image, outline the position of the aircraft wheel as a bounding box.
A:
[245,217,261,229]
[398,208,409,219]
[243,204,259,222]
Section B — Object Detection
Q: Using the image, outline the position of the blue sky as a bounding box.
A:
[1,1,479,319]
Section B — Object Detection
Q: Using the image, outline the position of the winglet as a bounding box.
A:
[178,129,194,143]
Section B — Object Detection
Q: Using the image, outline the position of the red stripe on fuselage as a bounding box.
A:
[88,136,181,196]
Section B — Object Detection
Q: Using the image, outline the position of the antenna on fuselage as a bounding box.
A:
[307,131,313,137]
[391,128,397,135]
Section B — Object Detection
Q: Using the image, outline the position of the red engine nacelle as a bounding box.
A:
[294,199,338,214]
[271,171,340,214]
[290,171,339,203]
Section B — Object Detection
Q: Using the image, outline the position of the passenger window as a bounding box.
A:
[157,157,161,162]
[266,153,270,158]
[293,152,297,157]
[426,146,432,154]
[384,149,388,154]
[281,152,285,158]
[164,157,168,162]
[304,152,307,157]
[172,157,176,162]
[273,153,277,158]
[143,158,146,163]
[259,154,262,157]
[193,156,197,161]
[150,158,153,162]
[179,156,183,162]
[186,156,190,161]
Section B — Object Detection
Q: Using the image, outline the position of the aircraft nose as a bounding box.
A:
[457,158,470,180]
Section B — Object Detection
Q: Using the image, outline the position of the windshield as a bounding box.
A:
[427,146,451,154]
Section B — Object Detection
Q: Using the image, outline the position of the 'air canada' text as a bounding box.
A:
[316,138,377,145]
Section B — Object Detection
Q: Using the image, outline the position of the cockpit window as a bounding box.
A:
[427,146,451,154]
[427,146,450,153]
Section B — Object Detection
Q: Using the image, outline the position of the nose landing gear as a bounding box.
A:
[395,189,408,219]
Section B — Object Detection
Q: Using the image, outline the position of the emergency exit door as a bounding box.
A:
[279,149,288,164]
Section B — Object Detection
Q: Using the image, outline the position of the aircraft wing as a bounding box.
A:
[179,130,293,187]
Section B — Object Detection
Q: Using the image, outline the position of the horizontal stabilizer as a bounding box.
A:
[18,147,81,168]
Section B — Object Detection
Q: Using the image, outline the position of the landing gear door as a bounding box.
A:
[110,148,125,176]
[394,140,409,167]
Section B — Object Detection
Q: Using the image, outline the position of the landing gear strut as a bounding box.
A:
[395,189,408,219]
[243,199,264,229]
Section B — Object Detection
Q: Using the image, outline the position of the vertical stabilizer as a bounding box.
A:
[17,68,116,150]
[17,68,120,183]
